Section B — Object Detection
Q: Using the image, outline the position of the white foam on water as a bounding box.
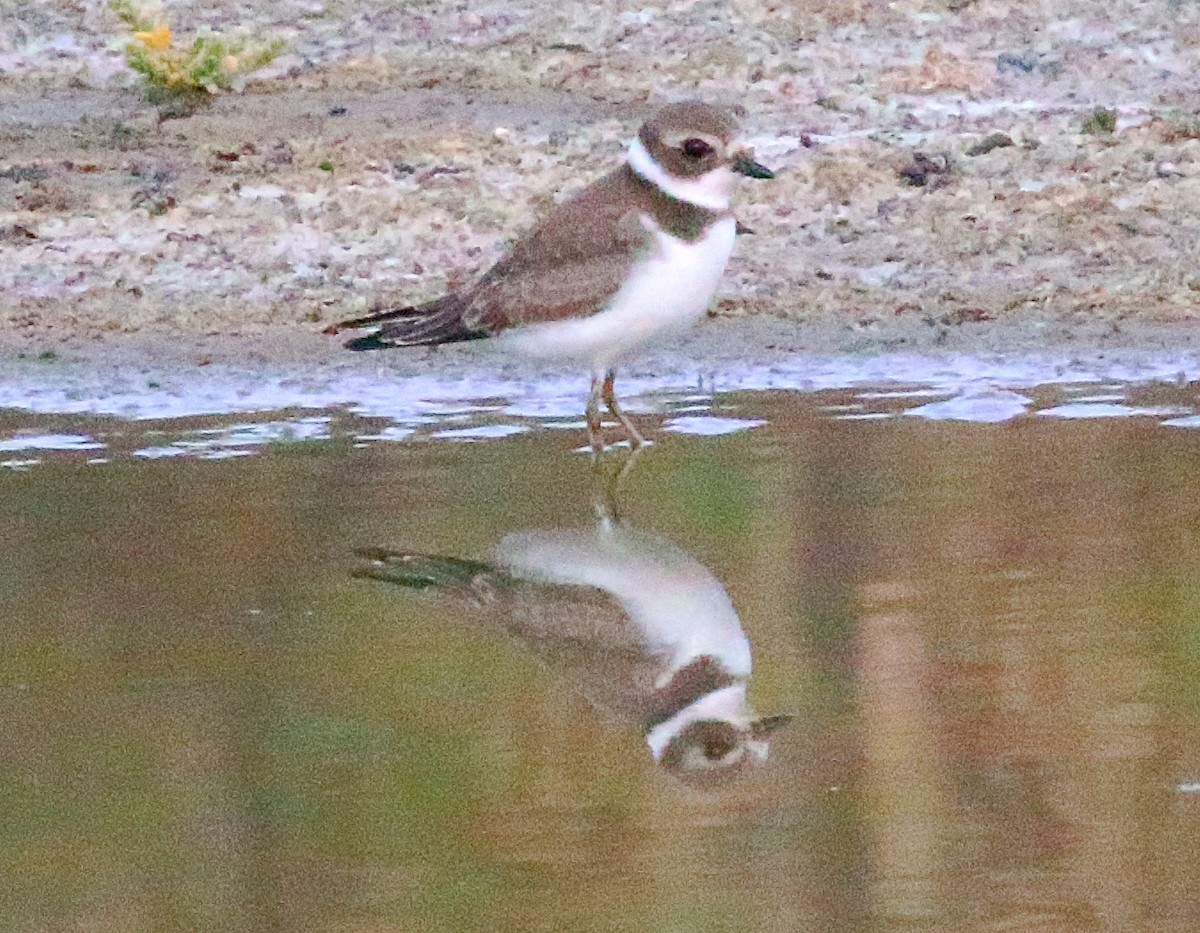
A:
[199,449,256,460]
[0,433,105,452]
[905,389,1033,423]
[429,424,529,441]
[501,397,592,419]
[356,426,416,442]
[197,418,331,446]
[662,416,768,436]
[133,446,188,459]
[1038,403,1186,419]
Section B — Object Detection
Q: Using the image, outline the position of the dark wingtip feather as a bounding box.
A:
[331,304,422,332]
[349,549,495,589]
[344,333,394,352]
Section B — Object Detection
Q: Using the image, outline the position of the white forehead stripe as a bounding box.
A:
[661,131,724,151]
[626,137,733,211]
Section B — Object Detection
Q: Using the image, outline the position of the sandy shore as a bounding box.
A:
[2,0,1198,371]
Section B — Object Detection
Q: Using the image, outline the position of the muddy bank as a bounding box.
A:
[2,0,1198,365]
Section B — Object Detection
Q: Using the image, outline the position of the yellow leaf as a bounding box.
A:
[134,25,172,51]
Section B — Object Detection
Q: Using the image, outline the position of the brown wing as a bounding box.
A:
[458,167,657,332]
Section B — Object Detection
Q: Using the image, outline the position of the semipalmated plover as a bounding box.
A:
[353,523,790,782]
[328,100,773,452]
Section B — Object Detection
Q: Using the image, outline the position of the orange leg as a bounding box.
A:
[602,369,645,450]
[586,374,605,457]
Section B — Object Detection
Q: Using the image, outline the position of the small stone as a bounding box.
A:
[898,152,951,188]
[966,132,1015,156]
[996,52,1037,74]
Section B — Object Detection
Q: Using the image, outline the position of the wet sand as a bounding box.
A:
[4,315,1200,424]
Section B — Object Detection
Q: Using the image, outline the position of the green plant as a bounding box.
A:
[1082,107,1118,135]
[111,1,284,107]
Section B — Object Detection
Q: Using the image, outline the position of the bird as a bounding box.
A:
[352,522,790,783]
[326,100,774,454]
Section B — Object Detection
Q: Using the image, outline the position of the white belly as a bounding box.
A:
[499,215,737,372]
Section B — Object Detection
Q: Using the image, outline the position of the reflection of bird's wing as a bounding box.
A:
[352,541,759,730]
[351,547,652,658]
[497,527,752,678]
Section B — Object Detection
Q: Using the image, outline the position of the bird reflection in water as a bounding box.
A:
[353,473,789,784]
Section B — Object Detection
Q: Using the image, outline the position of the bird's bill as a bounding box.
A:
[732,151,775,179]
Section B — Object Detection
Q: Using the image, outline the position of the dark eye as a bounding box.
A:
[703,734,735,760]
[681,138,714,159]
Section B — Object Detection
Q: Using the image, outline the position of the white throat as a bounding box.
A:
[626,137,733,211]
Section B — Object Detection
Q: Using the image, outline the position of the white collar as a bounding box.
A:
[626,137,732,212]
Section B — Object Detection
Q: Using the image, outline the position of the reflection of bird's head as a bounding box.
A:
[646,679,792,785]
[659,718,789,784]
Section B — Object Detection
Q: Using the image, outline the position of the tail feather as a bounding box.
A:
[326,296,487,350]
[352,547,493,590]
[328,304,429,332]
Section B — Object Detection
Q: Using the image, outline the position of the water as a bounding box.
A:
[3,378,1200,931]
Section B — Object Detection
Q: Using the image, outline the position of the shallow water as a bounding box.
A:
[3,378,1200,932]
